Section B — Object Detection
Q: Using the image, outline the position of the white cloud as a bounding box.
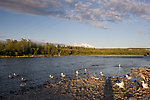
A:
[90,23,111,29]
[0,0,150,29]
[65,0,73,3]
[0,0,64,17]
[141,15,150,21]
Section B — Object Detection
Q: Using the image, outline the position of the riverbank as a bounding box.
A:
[2,67,149,100]
[0,54,145,58]
[1,39,149,58]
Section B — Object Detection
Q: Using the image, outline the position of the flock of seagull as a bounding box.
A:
[8,64,149,92]
[49,64,149,90]
[49,68,104,79]
[114,76,149,89]
[8,73,28,88]
[114,64,149,89]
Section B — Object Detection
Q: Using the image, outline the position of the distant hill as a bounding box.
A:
[72,43,95,48]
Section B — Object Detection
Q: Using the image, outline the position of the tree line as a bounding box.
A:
[0,39,149,57]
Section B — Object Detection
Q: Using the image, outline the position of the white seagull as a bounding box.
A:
[84,68,87,74]
[8,75,13,79]
[118,64,121,68]
[116,81,124,89]
[76,70,79,76]
[100,72,104,77]
[13,73,19,77]
[61,73,65,78]
[91,75,99,80]
[20,82,26,88]
[126,74,132,80]
[49,75,54,79]
[141,81,149,89]
[21,77,27,82]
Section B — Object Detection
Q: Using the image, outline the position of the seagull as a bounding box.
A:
[8,75,14,79]
[93,73,97,77]
[84,68,87,74]
[118,64,121,68]
[61,73,65,78]
[49,75,54,79]
[13,73,19,77]
[100,72,104,77]
[20,82,26,88]
[126,74,132,80]
[116,81,124,89]
[21,77,27,82]
[91,75,95,79]
[141,81,149,89]
[8,75,11,78]
[76,70,79,76]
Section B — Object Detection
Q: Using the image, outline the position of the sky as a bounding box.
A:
[0,0,150,48]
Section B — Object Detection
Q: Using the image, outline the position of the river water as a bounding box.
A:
[0,56,150,96]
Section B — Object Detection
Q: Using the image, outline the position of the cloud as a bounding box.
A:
[65,0,73,3]
[0,0,65,17]
[90,24,111,29]
[141,15,150,21]
[0,0,150,29]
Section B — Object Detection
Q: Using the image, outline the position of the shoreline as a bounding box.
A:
[0,55,146,58]
[2,67,149,100]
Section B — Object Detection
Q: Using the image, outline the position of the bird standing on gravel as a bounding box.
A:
[84,68,87,74]
[76,70,79,76]
[141,81,149,89]
[126,74,132,80]
[116,80,124,89]
[49,75,54,79]
[100,72,104,77]
[61,73,65,78]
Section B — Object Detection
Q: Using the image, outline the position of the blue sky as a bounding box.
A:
[0,0,150,48]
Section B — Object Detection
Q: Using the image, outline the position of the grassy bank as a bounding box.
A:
[0,54,145,58]
[0,39,150,57]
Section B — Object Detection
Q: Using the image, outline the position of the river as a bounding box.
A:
[0,56,150,96]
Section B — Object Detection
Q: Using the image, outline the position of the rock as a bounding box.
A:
[29,86,34,89]
[45,85,50,88]
[114,74,118,76]
[129,97,137,100]
[0,96,3,99]
[10,91,15,94]
[131,68,136,70]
